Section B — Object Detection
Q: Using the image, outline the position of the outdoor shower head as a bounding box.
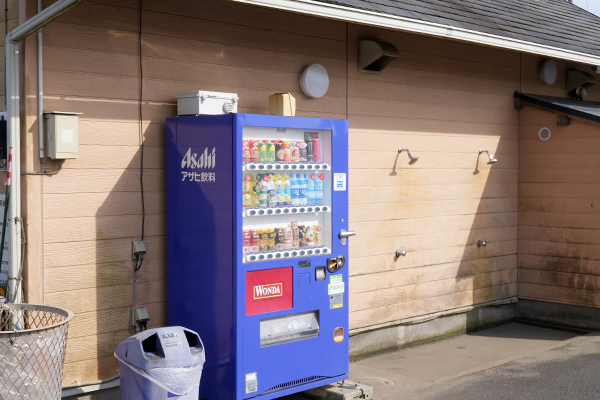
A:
[398,147,418,162]
[479,149,497,164]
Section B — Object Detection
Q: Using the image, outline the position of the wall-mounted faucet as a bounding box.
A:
[477,240,487,247]
[479,149,497,164]
[398,147,418,163]
[395,249,407,257]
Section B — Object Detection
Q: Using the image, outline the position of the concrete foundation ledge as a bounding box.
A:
[515,298,600,331]
[349,299,516,360]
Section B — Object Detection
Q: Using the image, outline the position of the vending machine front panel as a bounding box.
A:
[167,114,349,400]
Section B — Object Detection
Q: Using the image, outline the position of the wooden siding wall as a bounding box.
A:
[345,26,519,330]
[518,55,600,309]
[32,0,596,384]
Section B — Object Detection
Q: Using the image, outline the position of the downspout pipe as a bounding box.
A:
[38,0,43,159]
[5,0,86,303]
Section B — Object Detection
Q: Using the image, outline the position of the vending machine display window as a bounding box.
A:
[242,127,333,262]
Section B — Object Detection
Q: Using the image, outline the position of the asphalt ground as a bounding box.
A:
[283,321,600,400]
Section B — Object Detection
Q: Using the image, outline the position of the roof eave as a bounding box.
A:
[230,0,600,66]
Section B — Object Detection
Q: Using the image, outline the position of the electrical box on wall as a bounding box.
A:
[44,111,81,159]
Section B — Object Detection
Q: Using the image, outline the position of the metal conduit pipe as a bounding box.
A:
[5,0,86,303]
[38,0,44,159]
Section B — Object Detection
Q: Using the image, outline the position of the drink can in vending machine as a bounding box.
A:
[298,225,306,248]
[243,230,251,254]
[291,141,300,162]
[258,229,268,252]
[259,140,269,162]
[304,132,314,162]
[250,229,260,253]
[291,221,299,248]
[267,228,276,251]
[314,225,322,246]
[312,136,322,162]
[251,140,260,162]
[283,141,292,162]
[284,226,293,248]
[275,227,285,250]
[305,226,314,247]
[275,141,284,162]
[242,140,251,163]
[298,141,308,162]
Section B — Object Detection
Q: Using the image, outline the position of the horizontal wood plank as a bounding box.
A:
[350,198,517,222]
[45,258,167,293]
[349,282,516,329]
[350,269,515,312]
[349,241,517,276]
[351,255,515,293]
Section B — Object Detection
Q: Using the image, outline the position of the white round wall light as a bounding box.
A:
[539,60,557,85]
[300,64,329,98]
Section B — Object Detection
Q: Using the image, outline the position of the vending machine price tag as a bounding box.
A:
[334,173,346,191]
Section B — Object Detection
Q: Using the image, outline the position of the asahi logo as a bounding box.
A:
[253,283,283,300]
[181,147,216,169]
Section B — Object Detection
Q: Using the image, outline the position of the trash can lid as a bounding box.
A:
[114,326,205,369]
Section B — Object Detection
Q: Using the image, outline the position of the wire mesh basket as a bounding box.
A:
[0,303,74,400]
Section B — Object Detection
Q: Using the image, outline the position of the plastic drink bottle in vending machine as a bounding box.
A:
[315,174,324,205]
[284,174,292,206]
[268,141,276,162]
[268,175,277,207]
[276,175,285,206]
[291,175,300,206]
[298,174,308,206]
[307,174,316,205]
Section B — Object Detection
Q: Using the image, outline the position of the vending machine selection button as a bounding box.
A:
[315,267,326,280]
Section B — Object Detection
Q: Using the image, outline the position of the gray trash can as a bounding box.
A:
[114,326,205,399]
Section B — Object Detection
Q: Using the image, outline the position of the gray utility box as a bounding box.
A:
[44,111,81,159]
[114,326,205,399]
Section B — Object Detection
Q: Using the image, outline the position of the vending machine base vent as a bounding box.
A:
[264,376,328,394]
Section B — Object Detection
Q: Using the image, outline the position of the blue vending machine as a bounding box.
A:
[166,114,352,400]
